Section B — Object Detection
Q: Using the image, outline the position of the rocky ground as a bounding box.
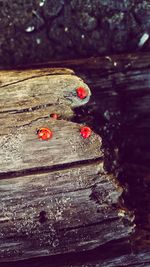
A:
[0,0,150,67]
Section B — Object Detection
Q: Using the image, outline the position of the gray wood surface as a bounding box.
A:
[0,68,134,262]
[0,68,90,133]
[0,118,102,174]
[0,162,133,262]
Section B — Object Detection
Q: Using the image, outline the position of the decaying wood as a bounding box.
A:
[24,53,150,265]
[0,68,134,262]
[0,68,90,133]
[0,119,102,174]
[24,52,150,72]
[0,162,133,262]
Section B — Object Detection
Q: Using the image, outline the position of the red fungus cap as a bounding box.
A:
[76,87,88,99]
[80,126,92,138]
[37,127,52,140]
[50,113,58,119]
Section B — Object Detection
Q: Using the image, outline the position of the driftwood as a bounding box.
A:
[0,68,134,263]
[7,53,150,266]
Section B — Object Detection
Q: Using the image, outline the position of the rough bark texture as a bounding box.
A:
[0,68,134,262]
[1,0,150,67]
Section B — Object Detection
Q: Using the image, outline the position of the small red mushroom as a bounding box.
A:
[76,87,88,99]
[37,127,52,141]
[50,113,58,119]
[80,126,92,138]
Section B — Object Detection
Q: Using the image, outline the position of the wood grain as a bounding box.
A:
[24,52,150,72]
[30,54,150,265]
[0,118,102,174]
[0,67,134,263]
[0,68,91,133]
[0,68,90,112]
[0,68,95,174]
[0,162,133,262]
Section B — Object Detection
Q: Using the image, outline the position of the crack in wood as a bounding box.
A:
[0,157,103,180]
[0,71,74,89]
[58,217,120,233]
[0,103,55,114]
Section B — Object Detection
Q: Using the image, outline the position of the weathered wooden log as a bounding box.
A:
[60,54,150,256]
[1,53,150,266]
[0,162,132,261]
[21,53,150,265]
[0,68,133,262]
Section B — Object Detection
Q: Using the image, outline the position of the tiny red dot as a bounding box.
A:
[37,127,52,141]
[80,126,92,138]
[50,113,58,119]
[76,87,88,99]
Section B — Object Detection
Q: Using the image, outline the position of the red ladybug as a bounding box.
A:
[76,87,88,99]
[37,127,52,141]
[80,126,92,138]
[50,113,58,119]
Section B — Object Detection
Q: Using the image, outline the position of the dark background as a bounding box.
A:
[0,0,150,68]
